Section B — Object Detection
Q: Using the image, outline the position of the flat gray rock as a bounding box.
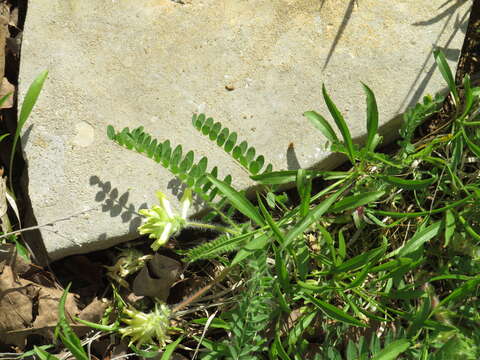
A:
[19,0,469,261]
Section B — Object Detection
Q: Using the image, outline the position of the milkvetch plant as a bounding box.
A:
[101,50,480,358]
[138,189,192,250]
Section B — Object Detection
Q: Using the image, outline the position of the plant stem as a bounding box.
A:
[186,221,239,235]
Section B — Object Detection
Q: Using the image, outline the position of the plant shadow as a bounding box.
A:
[89,175,147,234]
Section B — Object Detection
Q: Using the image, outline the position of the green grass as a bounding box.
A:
[3,51,479,360]
[95,50,480,359]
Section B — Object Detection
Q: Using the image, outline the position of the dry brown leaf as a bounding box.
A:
[0,263,81,348]
[33,286,79,329]
[0,78,14,109]
[133,254,181,301]
[0,243,30,274]
[0,265,38,347]
[0,175,8,234]
[78,297,109,323]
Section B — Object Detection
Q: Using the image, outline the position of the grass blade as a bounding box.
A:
[322,84,355,163]
[380,175,437,190]
[332,244,386,274]
[443,209,455,247]
[257,194,285,244]
[396,221,442,257]
[33,346,60,360]
[371,339,410,360]
[207,174,265,227]
[304,110,339,144]
[433,49,458,104]
[331,191,385,213]
[301,293,366,327]
[362,83,379,152]
[282,186,346,250]
[161,336,184,360]
[10,70,48,191]
[438,276,480,307]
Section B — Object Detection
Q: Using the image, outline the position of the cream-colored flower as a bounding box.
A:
[138,189,192,251]
[119,303,171,348]
[105,248,153,288]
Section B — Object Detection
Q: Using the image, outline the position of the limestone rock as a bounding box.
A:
[19,0,469,261]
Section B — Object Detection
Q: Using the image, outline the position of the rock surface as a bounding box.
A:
[19,0,469,261]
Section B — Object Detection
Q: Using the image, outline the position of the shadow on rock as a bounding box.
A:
[89,175,147,233]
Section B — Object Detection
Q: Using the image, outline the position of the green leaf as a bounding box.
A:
[207,175,265,227]
[287,311,316,351]
[380,175,437,190]
[363,83,379,152]
[10,70,48,190]
[12,237,31,262]
[0,133,8,143]
[433,49,458,104]
[322,84,355,163]
[0,92,12,108]
[462,128,480,158]
[106,125,115,140]
[231,233,270,266]
[224,132,237,152]
[273,332,292,360]
[56,284,88,360]
[443,209,455,247]
[297,169,312,217]
[332,244,386,274]
[282,186,345,250]
[371,339,410,360]
[161,336,184,360]
[251,170,298,185]
[192,318,230,329]
[257,194,285,244]
[396,221,442,257]
[304,110,339,144]
[33,346,60,360]
[216,127,229,146]
[438,276,480,307]
[170,145,183,170]
[461,74,474,118]
[301,293,366,327]
[407,296,431,337]
[201,117,213,135]
[331,191,385,213]
[179,150,194,172]
[209,122,222,140]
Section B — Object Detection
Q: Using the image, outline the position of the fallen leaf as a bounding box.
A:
[0,243,30,274]
[33,286,79,329]
[0,263,82,348]
[78,297,109,323]
[0,78,14,108]
[0,265,37,347]
[133,254,181,301]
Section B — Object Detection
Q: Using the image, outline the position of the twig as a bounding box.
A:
[0,206,99,241]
